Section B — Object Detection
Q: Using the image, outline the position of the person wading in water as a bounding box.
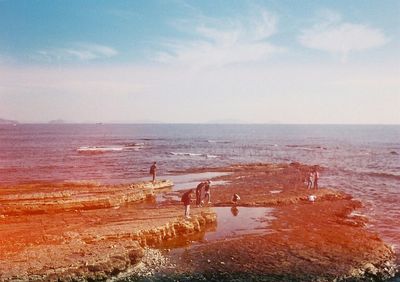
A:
[150,162,157,184]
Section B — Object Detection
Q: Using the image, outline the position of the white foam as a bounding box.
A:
[78,146,124,152]
[269,190,282,194]
[207,140,231,143]
[206,154,218,158]
[77,144,143,153]
[349,211,367,218]
[169,152,218,158]
[170,152,201,156]
[308,195,317,202]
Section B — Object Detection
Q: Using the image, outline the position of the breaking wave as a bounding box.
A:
[207,140,231,144]
[169,152,218,158]
[77,143,144,154]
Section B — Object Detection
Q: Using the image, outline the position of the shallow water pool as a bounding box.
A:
[204,207,276,241]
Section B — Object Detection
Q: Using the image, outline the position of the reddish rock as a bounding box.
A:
[0,164,397,281]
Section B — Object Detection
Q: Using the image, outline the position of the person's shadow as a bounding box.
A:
[230,206,239,216]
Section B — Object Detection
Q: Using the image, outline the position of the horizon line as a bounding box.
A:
[3,122,400,126]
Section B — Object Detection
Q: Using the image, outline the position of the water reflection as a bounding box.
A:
[159,207,276,251]
[204,207,276,241]
[231,206,239,216]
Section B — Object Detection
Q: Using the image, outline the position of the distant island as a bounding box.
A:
[48,119,66,124]
[0,118,19,125]
[206,119,249,124]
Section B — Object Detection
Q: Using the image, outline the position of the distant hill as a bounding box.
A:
[0,118,19,124]
[48,119,66,124]
[206,119,249,124]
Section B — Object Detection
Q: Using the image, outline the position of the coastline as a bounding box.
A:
[0,163,397,281]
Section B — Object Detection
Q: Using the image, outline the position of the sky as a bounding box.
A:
[0,0,399,124]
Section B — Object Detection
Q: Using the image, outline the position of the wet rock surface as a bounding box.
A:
[0,180,215,281]
[155,163,398,281]
[0,163,398,281]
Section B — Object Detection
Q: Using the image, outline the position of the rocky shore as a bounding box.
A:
[0,163,397,281]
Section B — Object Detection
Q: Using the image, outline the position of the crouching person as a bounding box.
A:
[231,193,240,206]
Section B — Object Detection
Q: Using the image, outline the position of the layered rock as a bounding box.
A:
[0,180,173,215]
[0,200,216,281]
[0,163,397,281]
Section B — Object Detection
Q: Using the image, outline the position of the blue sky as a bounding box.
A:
[0,0,399,123]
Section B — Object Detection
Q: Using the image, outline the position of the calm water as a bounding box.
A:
[205,207,276,241]
[0,124,399,260]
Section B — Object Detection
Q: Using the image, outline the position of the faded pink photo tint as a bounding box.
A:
[0,0,399,280]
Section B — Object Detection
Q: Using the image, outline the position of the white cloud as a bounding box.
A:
[155,9,283,68]
[35,43,118,62]
[299,13,389,61]
[251,10,277,39]
[1,62,399,124]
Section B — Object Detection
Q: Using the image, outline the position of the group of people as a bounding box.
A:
[148,162,216,219]
[181,180,211,219]
[306,167,320,189]
[180,182,241,219]
[195,180,212,206]
[149,162,320,219]
[147,162,244,219]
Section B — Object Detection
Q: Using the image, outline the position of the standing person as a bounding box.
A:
[195,181,204,207]
[181,189,193,219]
[313,167,320,189]
[307,171,314,189]
[203,180,211,204]
[149,162,157,183]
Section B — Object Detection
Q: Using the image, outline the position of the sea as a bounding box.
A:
[0,124,399,270]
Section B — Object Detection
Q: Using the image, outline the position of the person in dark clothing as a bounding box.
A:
[149,162,157,183]
[203,180,211,204]
[231,193,240,206]
[195,181,205,207]
[181,189,193,218]
[313,168,320,189]
[307,171,314,189]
